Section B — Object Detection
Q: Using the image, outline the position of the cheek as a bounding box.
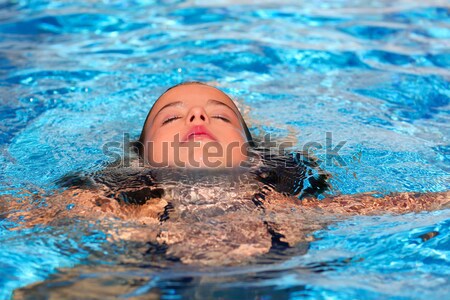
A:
[147,123,188,151]
[215,128,249,166]
[216,126,247,145]
[151,127,180,142]
[144,126,182,165]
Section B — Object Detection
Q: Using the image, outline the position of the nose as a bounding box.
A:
[186,107,209,124]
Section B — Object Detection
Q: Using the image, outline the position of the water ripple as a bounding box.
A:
[0,0,449,299]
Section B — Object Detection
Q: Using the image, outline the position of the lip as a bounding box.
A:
[182,125,217,142]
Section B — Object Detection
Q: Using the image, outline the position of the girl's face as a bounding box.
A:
[140,83,249,168]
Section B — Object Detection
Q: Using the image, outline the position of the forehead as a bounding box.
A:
[150,84,235,114]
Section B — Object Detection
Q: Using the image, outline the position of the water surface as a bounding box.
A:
[0,0,449,299]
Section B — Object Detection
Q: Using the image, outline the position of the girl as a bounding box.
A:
[3,82,449,265]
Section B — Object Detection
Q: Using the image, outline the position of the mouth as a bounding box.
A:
[183,125,217,142]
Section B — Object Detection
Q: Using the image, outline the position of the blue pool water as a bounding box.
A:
[0,0,449,299]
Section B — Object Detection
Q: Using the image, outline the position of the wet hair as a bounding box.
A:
[137,81,255,157]
[57,82,330,200]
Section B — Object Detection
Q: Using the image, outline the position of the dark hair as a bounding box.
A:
[56,82,329,200]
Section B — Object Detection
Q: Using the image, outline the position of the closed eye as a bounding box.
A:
[162,116,181,125]
[212,115,231,123]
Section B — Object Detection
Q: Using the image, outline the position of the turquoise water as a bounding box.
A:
[1,0,449,299]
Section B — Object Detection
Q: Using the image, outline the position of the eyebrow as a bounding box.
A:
[154,101,184,119]
[207,99,239,118]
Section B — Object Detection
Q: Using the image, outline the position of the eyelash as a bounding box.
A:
[162,115,231,125]
[212,115,231,123]
[162,116,181,125]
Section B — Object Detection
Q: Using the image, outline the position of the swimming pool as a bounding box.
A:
[0,0,449,298]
